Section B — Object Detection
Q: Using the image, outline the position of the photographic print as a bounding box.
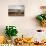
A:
[8,5,24,16]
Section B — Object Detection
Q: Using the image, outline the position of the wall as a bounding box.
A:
[0,0,46,40]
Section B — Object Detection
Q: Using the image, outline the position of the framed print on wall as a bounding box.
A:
[8,5,24,16]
